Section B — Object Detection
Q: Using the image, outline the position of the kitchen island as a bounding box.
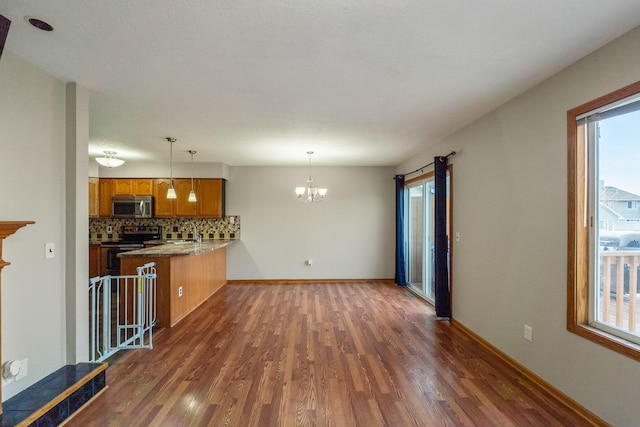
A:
[119,240,234,328]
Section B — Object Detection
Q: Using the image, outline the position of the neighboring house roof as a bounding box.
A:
[600,202,625,220]
[600,186,640,201]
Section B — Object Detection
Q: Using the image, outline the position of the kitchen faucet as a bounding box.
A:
[193,225,202,243]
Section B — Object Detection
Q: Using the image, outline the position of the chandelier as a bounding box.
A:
[295,151,327,203]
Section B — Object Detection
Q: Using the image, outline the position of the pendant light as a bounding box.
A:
[188,150,197,202]
[166,137,177,199]
[295,151,327,203]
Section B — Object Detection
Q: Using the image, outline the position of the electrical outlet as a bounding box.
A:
[524,325,533,342]
[178,286,183,297]
[106,226,113,233]
[2,359,27,386]
[16,359,27,380]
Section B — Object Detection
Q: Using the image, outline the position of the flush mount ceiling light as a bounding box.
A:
[295,151,327,203]
[166,137,177,199]
[188,150,197,203]
[24,16,54,32]
[95,151,125,168]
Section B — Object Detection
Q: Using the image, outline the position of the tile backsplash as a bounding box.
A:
[89,216,240,241]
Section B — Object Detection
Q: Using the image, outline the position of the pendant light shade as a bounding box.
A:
[166,137,177,199]
[167,186,177,199]
[188,150,197,203]
[96,151,125,168]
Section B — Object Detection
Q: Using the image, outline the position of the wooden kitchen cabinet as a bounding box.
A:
[198,178,224,217]
[153,178,196,217]
[89,244,101,278]
[98,178,155,216]
[174,179,198,217]
[89,178,99,217]
[153,179,174,217]
[113,179,153,195]
[133,179,153,195]
[98,179,114,217]
[95,178,225,218]
[113,179,132,195]
[153,178,225,217]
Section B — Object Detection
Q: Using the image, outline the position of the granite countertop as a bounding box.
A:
[90,239,121,245]
[117,240,235,258]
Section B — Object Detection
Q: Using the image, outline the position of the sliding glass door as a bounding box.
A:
[406,174,449,303]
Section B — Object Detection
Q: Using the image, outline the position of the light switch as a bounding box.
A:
[45,242,55,259]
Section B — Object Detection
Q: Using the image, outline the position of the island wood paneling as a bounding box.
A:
[120,247,226,328]
[88,244,100,279]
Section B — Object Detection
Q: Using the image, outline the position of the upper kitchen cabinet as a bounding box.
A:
[91,178,224,218]
[134,179,154,195]
[98,179,114,217]
[98,178,155,216]
[153,179,174,217]
[198,178,225,217]
[152,178,225,218]
[174,179,198,217]
[89,178,99,217]
[113,179,153,195]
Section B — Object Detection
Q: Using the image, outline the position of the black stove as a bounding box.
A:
[101,225,162,275]
[121,225,163,243]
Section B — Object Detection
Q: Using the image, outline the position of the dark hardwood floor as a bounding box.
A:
[69,281,598,426]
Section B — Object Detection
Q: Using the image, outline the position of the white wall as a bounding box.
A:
[65,83,90,364]
[96,161,227,179]
[0,51,68,400]
[397,25,640,427]
[226,166,395,280]
[87,158,397,281]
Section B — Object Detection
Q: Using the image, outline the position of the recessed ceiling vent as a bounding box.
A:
[25,16,53,32]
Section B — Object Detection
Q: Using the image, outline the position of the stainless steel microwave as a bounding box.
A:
[111,195,154,218]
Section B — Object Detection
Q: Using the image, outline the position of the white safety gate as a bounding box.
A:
[89,262,157,362]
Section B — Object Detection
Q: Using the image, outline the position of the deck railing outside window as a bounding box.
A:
[599,251,640,334]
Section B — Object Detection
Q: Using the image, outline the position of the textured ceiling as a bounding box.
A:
[3,1,640,166]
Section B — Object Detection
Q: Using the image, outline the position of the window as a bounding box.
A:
[568,80,640,361]
[404,171,451,303]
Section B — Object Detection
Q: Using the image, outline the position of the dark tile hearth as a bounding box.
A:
[1,363,106,427]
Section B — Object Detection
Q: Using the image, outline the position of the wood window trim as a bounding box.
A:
[567,80,640,362]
